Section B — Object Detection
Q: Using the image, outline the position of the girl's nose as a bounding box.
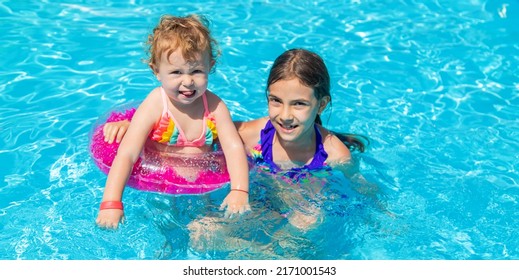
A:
[280,106,293,121]
[182,75,194,87]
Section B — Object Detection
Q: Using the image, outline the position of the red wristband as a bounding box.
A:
[231,189,249,194]
[100,201,123,210]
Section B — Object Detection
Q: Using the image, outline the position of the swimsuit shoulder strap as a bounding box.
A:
[259,121,328,172]
[202,92,210,116]
[259,120,280,172]
[305,124,328,169]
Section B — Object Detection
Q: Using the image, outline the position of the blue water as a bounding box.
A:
[1,0,518,260]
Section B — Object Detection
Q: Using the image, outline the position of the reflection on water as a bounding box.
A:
[183,164,384,259]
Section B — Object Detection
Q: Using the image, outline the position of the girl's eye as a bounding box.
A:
[268,97,281,104]
[294,101,308,107]
[192,69,204,74]
[170,71,181,75]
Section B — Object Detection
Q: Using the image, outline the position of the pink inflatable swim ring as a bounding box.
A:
[89,107,230,195]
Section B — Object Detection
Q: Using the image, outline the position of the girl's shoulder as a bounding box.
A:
[203,90,228,113]
[141,87,162,105]
[318,125,352,162]
[241,117,268,128]
[204,89,223,104]
[236,117,268,150]
[237,117,268,134]
[135,87,163,117]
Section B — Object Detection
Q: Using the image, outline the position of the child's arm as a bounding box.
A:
[96,91,160,228]
[320,127,352,164]
[209,94,251,216]
[100,109,261,217]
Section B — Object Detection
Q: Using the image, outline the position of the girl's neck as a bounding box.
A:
[273,129,316,164]
[276,134,314,151]
[168,95,204,116]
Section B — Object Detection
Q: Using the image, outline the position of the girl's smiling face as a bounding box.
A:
[154,48,212,106]
[267,78,328,143]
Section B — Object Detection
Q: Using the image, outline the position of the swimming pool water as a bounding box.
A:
[0,0,518,260]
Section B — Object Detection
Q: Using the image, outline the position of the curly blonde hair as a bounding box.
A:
[146,14,220,72]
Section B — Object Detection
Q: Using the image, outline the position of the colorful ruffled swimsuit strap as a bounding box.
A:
[151,87,218,147]
[251,120,329,177]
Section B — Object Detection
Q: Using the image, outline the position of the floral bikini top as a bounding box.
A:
[151,87,217,147]
[250,120,330,181]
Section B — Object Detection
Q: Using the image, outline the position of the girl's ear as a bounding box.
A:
[318,96,330,114]
[150,64,160,81]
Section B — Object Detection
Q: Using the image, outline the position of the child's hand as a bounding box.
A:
[220,190,251,218]
[103,120,130,144]
[96,209,124,229]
